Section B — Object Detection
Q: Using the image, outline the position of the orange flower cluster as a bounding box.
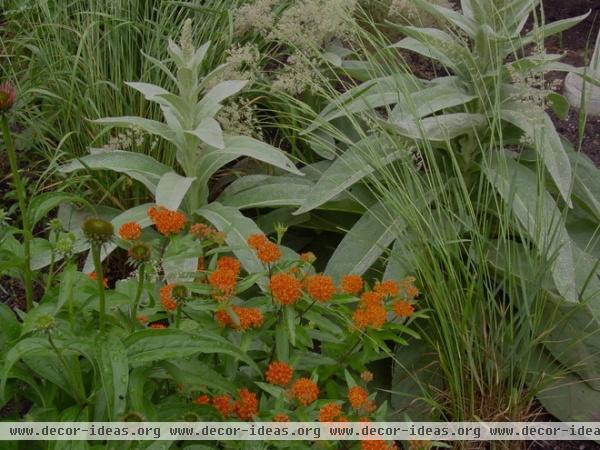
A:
[341,274,364,295]
[217,256,241,275]
[361,371,374,382]
[212,394,233,417]
[269,273,302,305]
[148,206,187,236]
[208,390,258,420]
[208,266,237,302]
[319,403,343,422]
[392,300,415,318]
[247,234,281,264]
[351,276,420,328]
[160,284,178,311]
[374,280,399,297]
[265,361,293,386]
[190,223,222,242]
[193,394,211,405]
[234,388,258,420]
[306,274,336,302]
[119,222,142,241]
[352,292,386,329]
[273,413,289,422]
[361,441,398,450]
[291,378,319,406]
[215,306,263,331]
[348,386,369,409]
[149,322,167,329]
[299,252,316,263]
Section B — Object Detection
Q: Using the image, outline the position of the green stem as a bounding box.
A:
[175,301,182,328]
[130,264,145,330]
[91,243,107,332]
[1,115,33,310]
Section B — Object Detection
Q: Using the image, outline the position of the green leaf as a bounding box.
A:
[95,333,128,420]
[155,172,196,210]
[60,150,170,194]
[28,192,84,229]
[201,80,248,106]
[1,338,52,400]
[408,0,477,36]
[520,12,591,48]
[222,135,302,175]
[124,81,169,102]
[483,153,578,302]
[500,105,573,207]
[390,78,476,122]
[295,135,408,215]
[325,201,404,281]
[125,329,259,373]
[0,303,20,344]
[92,116,176,143]
[568,148,600,221]
[186,117,224,149]
[388,113,487,141]
[161,360,235,392]
[196,202,265,274]
[220,176,312,209]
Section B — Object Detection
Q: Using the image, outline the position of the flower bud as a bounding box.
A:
[34,314,56,332]
[0,83,16,112]
[82,218,114,244]
[172,285,188,301]
[128,243,151,262]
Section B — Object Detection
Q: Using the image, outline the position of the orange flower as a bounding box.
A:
[256,241,281,264]
[366,303,387,329]
[269,273,302,305]
[341,274,364,295]
[247,234,268,249]
[306,274,336,303]
[212,394,233,418]
[248,234,281,264]
[291,378,319,406]
[215,307,262,330]
[190,223,218,239]
[361,441,397,450]
[392,300,415,318]
[137,314,149,325]
[300,252,316,263]
[319,403,342,422]
[148,206,187,236]
[348,386,369,409]
[265,361,293,386]
[234,389,258,420]
[400,276,420,299]
[119,222,142,241]
[361,371,374,382]
[352,308,371,330]
[215,310,232,328]
[360,291,383,307]
[160,284,178,311]
[273,413,289,422]
[374,280,399,297]
[193,394,211,405]
[232,306,263,330]
[208,267,237,301]
[149,322,167,329]
[87,271,108,288]
[217,256,241,277]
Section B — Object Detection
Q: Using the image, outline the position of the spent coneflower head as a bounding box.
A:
[0,83,16,113]
[82,218,114,244]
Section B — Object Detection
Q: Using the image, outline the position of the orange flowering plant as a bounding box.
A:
[1,200,424,446]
